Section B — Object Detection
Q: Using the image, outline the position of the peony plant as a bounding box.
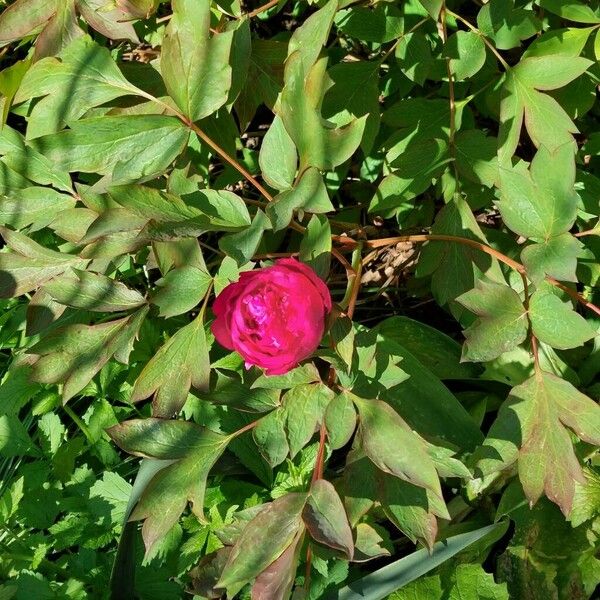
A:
[0,0,599,598]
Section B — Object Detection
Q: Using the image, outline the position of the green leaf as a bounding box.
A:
[521,233,582,283]
[132,317,211,417]
[454,131,498,188]
[444,31,486,81]
[44,269,146,312]
[448,564,509,600]
[497,144,579,240]
[219,209,271,265]
[217,493,307,597]
[252,362,321,389]
[204,373,280,413]
[0,187,75,230]
[278,52,367,171]
[524,26,595,58]
[383,472,450,550]
[395,32,434,86]
[151,266,212,318]
[259,114,297,191]
[31,115,189,183]
[0,227,87,297]
[0,0,55,47]
[0,475,24,521]
[323,60,381,153]
[29,306,148,401]
[350,327,483,451]
[0,415,38,458]
[538,0,600,24]
[498,57,591,162]
[161,0,234,121]
[324,392,357,450]
[287,0,337,73]
[335,3,403,43]
[0,125,73,192]
[326,523,508,600]
[15,36,145,138]
[353,396,443,501]
[267,167,334,232]
[108,184,250,235]
[299,214,331,280]
[416,195,505,310]
[109,419,230,553]
[529,285,596,350]
[235,39,286,130]
[253,409,289,467]
[376,316,480,380]
[108,418,222,459]
[303,479,354,559]
[570,467,600,527]
[89,471,133,526]
[419,0,443,19]
[476,370,600,515]
[477,0,540,50]
[282,383,334,458]
[0,58,30,125]
[353,523,392,562]
[458,280,528,362]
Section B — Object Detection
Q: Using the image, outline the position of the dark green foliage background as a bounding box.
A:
[0,0,600,598]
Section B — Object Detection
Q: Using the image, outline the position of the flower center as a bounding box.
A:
[241,285,290,348]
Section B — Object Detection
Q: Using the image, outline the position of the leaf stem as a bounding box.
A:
[521,272,540,367]
[232,419,260,437]
[574,228,599,238]
[136,92,306,234]
[63,404,94,444]
[439,3,456,147]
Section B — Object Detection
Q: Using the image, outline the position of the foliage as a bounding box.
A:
[0,0,600,598]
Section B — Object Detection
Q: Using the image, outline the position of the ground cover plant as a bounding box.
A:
[0,0,600,598]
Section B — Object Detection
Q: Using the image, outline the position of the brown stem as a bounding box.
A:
[336,234,525,273]
[548,278,600,318]
[304,546,313,592]
[246,0,280,18]
[311,424,328,484]
[346,253,363,321]
[332,247,356,276]
[188,121,274,202]
[232,419,260,437]
[574,228,599,238]
[333,233,600,317]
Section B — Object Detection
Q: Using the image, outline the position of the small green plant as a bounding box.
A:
[0,0,600,598]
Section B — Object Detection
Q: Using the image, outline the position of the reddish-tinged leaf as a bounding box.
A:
[107,418,221,460]
[476,370,600,515]
[0,0,56,46]
[353,396,444,502]
[29,306,148,401]
[302,479,354,559]
[131,316,210,417]
[251,531,304,600]
[217,493,307,597]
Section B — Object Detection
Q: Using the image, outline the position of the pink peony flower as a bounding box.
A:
[211,258,332,375]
